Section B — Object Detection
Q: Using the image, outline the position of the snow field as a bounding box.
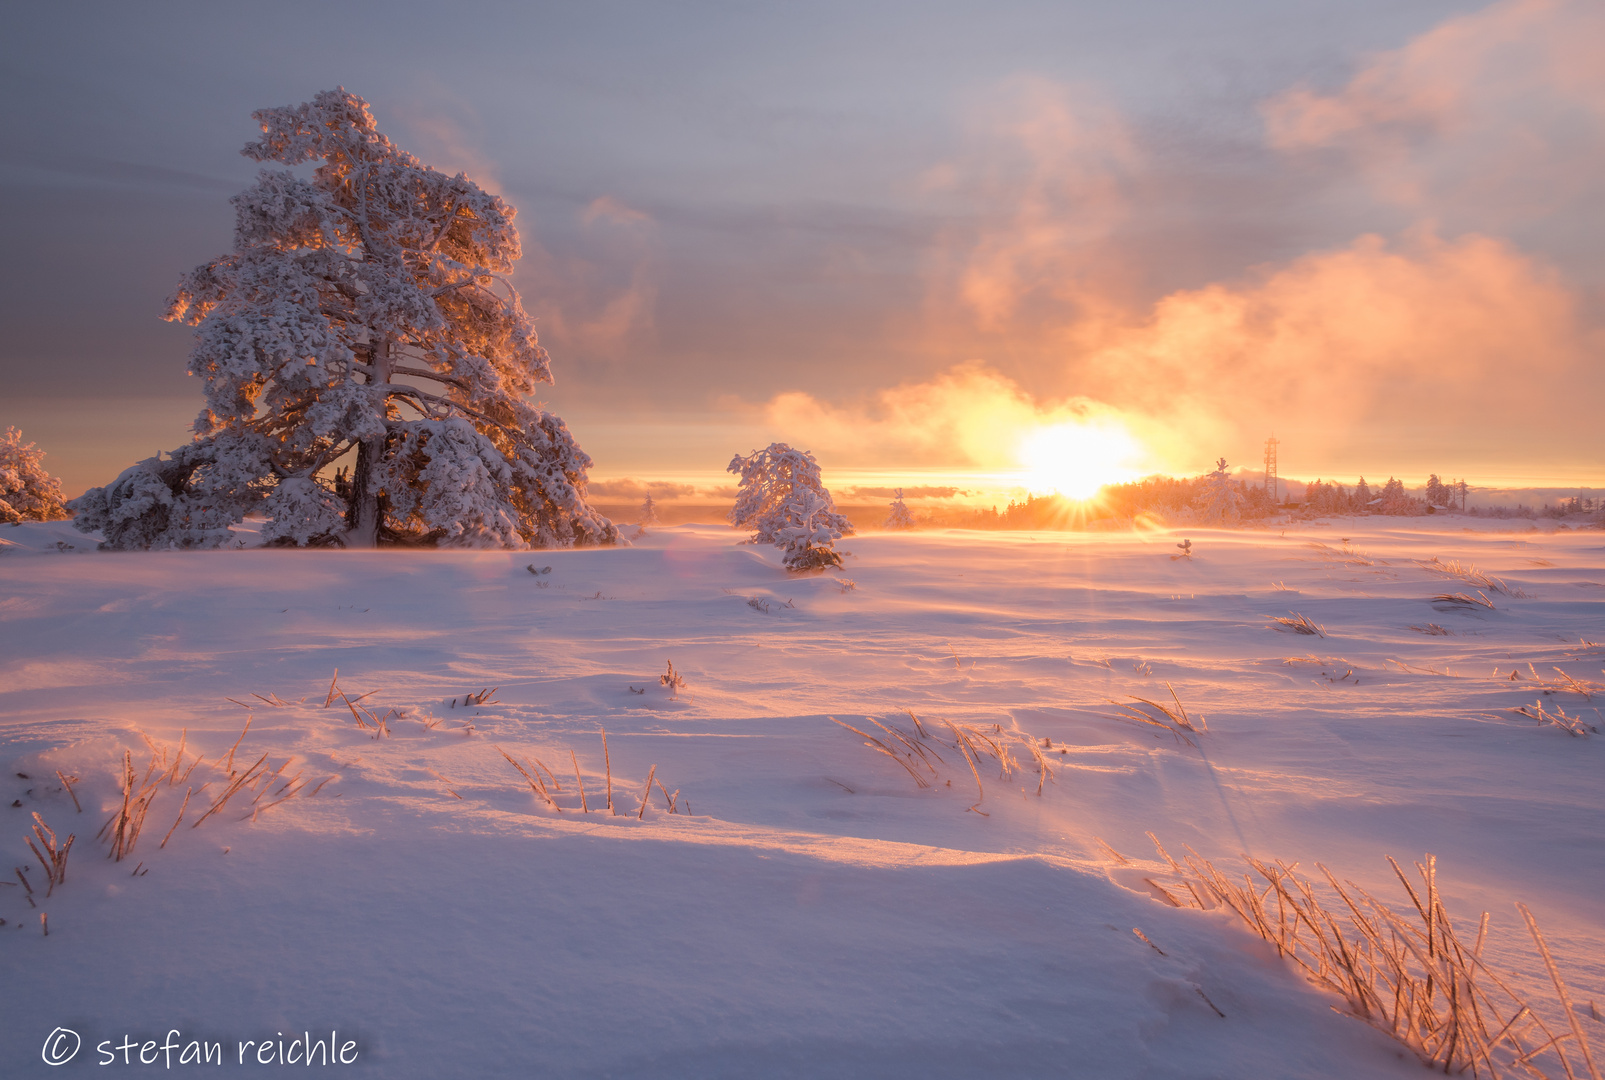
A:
[0,518,1600,1077]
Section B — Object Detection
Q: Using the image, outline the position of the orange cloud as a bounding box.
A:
[759,231,1599,478]
[1071,230,1593,459]
[924,76,1140,332]
[1262,0,1605,217]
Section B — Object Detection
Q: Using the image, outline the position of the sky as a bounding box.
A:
[2,0,1602,499]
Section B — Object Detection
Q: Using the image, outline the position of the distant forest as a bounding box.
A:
[917,472,1603,530]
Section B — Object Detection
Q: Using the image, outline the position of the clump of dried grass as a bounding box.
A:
[1269,611,1326,637]
[1507,700,1597,737]
[660,661,686,698]
[831,709,1056,814]
[1140,839,1601,1080]
[1410,623,1455,636]
[1519,665,1603,701]
[1108,683,1207,746]
[25,813,73,897]
[1418,557,1527,598]
[497,734,685,818]
[1433,591,1497,610]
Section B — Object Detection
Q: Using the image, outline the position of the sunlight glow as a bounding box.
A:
[1018,420,1143,499]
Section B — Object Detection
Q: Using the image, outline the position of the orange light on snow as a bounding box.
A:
[1018,420,1142,500]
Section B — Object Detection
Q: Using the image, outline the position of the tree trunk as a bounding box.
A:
[346,334,391,547]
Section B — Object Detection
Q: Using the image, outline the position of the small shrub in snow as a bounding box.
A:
[660,660,686,698]
[727,443,852,572]
[70,89,617,551]
[883,488,915,529]
[0,427,69,523]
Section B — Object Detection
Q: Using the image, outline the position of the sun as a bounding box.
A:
[1018,420,1143,499]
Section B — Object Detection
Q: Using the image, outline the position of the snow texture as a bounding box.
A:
[67,89,617,551]
[1,518,1601,1077]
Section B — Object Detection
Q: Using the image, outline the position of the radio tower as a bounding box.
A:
[1263,435,1280,503]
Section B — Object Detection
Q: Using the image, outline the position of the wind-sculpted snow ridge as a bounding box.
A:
[0,519,1599,1078]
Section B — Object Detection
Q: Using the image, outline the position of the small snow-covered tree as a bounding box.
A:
[1192,457,1243,525]
[0,427,69,523]
[883,488,915,530]
[1378,477,1421,515]
[70,89,617,551]
[640,494,660,527]
[727,443,852,571]
[1352,477,1373,511]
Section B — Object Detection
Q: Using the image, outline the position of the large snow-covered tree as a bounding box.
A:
[0,427,69,523]
[70,89,618,550]
[728,443,852,571]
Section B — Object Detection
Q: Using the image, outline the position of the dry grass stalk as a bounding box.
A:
[160,788,193,848]
[189,753,269,831]
[1433,591,1497,610]
[1508,700,1597,737]
[655,780,678,813]
[1419,557,1525,597]
[223,716,252,774]
[55,770,81,813]
[249,776,307,820]
[833,711,1055,810]
[1524,665,1603,701]
[25,813,73,896]
[1270,611,1326,637]
[1146,841,1602,1080]
[102,751,163,862]
[1410,623,1455,636]
[830,717,932,789]
[601,728,614,813]
[323,668,340,707]
[941,718,989,815]
[1109,683,1206,744]
[637,765,657,820]
[570,749,589,813]
[496,746,561,812]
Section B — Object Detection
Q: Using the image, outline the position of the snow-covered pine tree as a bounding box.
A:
[883,488,915,530]
[1378,477,1420,515]
[1352,477,1373,511]
[1425,474,1448,507]
[69,89,617,551]
[727,443,852,571]
[640,494,660,527]
[0,427,69,523]
[1192,458,1244,525]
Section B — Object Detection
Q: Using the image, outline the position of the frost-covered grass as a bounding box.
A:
[1,518,1601,1077]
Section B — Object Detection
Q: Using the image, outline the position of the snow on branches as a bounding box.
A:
[727,443,852,572]
[71,88,617,551]
[0,427,69,523]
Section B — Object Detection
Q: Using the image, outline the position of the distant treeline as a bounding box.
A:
[915,472,1602,530]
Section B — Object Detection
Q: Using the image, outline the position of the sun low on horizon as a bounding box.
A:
[1017,419,1145,500]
